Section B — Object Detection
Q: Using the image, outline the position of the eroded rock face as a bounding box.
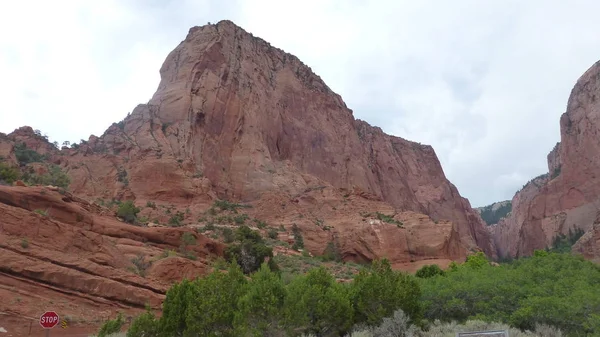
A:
[0,185,222,323]
[38,20,492,258]
[491,60,600,259]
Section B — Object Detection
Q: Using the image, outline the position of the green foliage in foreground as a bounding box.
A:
[122,251,598,337]
[420,251,600,336]
[97,313,124,337]
[125,259,421,337]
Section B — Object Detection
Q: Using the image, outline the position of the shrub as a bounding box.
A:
[0,162,20,184]
[168,211,185,227]
[130,254,152,277]
[268,228,278,239]
[370,309,419,337]
[233,213,249,225]
[225,225,277,274]
[415,264,445,279]
[234,262,286,336]
[350,259,423,328]
[284,266,353,336]
[254,218,267,228]
[96,313,125,337]
[182,263,247,336]
[419,252,599,335]
[14,142,46,165]
[222,227,235,243]
[34,209,48,217]
[145,201,156,209]
[291,224,304,250]
[321,241,342,262]
[20,238,29,249]
[117,200,140,224]
[22,164,71,189]
[126,306,158,337]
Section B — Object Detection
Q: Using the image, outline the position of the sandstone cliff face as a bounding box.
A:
[0,185,222,334]
[491,60,600,258]
[0,20,495,273]
[48,20,492,258]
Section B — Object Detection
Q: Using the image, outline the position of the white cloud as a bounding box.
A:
[1,1,600,206]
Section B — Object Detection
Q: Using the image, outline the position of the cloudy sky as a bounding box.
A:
[2,0,600,207]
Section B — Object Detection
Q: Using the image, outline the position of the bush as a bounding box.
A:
[222,227,235,243]
[419,252,600,335]
[321,241,342,262]
[14,142,46,165]
[370,309,419,337]
[234,263,286,336]
[130,254,152,277]
[0,162,20,184]
[126,307,159,337]
[117,200,140,224]
[225,225,277,274]
[168,211,185,227]
[268,228,279,239]
[284,266,354,336]
[291,224,304,250]
[415,265,445,279]
[96,313,125,337]
[22,164,71,189]
[350,259,423,328]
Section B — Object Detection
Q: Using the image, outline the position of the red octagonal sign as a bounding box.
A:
[40,311,60,329]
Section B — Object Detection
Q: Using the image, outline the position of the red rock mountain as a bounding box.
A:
[71,20,493,255]
[0,20,498,332]
[490,60,600,260]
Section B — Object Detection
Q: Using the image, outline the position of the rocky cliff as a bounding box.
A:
[491,60,600,259]
[68,20,493,257]
[0,184,222,334]
[0,20,495,273]
[475,200,512,226]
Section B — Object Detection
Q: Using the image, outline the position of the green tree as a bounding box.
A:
[184,262,248,336]
[158,278,194,336]
[225,225,277,274]
[96,312,124,337]
[284,266,353,336]
[0,162,20,184]
[127,306,159,337]
[350,259,423,328]
[415,264,445,278]
[117,200,140,224]
[234,262,286,336]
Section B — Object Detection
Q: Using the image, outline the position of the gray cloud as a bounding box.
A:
[1,0,600,207]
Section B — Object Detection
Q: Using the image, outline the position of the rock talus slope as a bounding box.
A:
[491,60,600,258]
[54,20,493,259]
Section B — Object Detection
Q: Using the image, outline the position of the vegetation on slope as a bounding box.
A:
[476,200,512,225]
[98,250,599,337]
[0,142,70,188]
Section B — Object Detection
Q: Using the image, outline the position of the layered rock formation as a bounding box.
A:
[1,20,496,285]
[491,60,600,258]
[48,20,492,258]
[0,184,222,334]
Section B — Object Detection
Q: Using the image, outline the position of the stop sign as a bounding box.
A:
[40,311,60,329]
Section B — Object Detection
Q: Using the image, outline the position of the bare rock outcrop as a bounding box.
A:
[37,20,492,259]
[491,60,600,259]
[0,185,222,324]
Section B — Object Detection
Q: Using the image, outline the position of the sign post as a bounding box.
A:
[40,311,60,336]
